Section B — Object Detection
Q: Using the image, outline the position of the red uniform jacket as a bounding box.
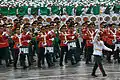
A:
[106,30,114,45]
[85,29,94,47]
[67,31,77,41]
[101,28,108,42]
[82,27,88,40]
[116,31,120,41]
[0,35,9,48]
[21,32,32,47]
[36,34,45,48]
[36,32,49,48]
[59,32,69,47]
[12,34,19,49]
[47,31,56,46]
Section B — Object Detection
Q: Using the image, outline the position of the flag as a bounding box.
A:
[76,6,84,16]
[104,5,111,14]
[9,7,17,15]
[66,6,74,16]
[0,7,8,16]
[18,6,28,16]
[60,6,64,15]
[93,5,100,15]
[113,5,120,14]
[86,6,93,14]
[40,7,50,15]
[31,7,38,15]
[51,6,60,15]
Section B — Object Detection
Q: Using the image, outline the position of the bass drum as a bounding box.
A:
[90,15,98,24]
[104,15,111,22]
[99,16,104,22]
[112,15,118,23]
[82,16,89,22]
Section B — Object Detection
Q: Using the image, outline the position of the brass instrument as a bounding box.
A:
[64,32,68,44]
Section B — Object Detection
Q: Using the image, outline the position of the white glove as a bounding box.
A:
[113,34,116,37]
[26,31,30,35]
[43,43,47,46]
[41,35,44,37]
[2,32,6,35]
[72,36,75,39]
[51,38,54,41]
[6,34,9,37]
[64,41,68,44]
[11,36,13,38]
[19,44,22,47]
[27,40,31,43]
[110,49,112,52]
[48,31,51,35]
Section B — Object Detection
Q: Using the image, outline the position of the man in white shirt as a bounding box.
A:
[91,30,112,77]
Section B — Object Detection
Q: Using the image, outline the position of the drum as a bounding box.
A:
[90,16,97,22]
[112,16,117,22]
[83,16,89,22]
[20,46,29,54]
[115,44,120,51]
[45,47,54,54]
[68,41,77,50]
[104,15,111,22]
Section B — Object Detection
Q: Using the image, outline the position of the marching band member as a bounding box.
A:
[67,24,79,64]
[20,28,32,69]
[12,19,19,32]
[37,25,53,68]
[0,27,9,66]
[59,25,69,66]
[81,21,89,55]
[45,25,55,67]
[52,22,61,59]
[114,24,120,63]
[36,26,46,68]
[85,23,95,64]
[12,29,20,69]
[106,24,116,63]
[48,25,57,62]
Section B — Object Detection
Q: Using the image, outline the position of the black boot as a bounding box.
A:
[91,74,98,77]
[103,74,107,77]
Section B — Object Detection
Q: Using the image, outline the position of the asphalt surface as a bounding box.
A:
[0,60,120,80]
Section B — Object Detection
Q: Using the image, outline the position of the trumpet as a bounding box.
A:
[41,32,47,46]
[64,32,68,44]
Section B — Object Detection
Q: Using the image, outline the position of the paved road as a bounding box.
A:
[0,61,120,80]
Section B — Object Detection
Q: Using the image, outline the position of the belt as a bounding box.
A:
[95,49,102,51]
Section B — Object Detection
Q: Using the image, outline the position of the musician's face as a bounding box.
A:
[41,28,45,32]
[32,24,36,27]
[61,28,66,32]
[26,24,30,28]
